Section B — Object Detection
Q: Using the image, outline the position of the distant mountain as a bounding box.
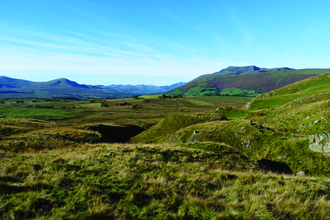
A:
[166,66,330,96]
[101,82,186,94]
[0,76,186,99]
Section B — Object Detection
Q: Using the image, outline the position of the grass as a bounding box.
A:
[3,77,330,219]
[131,113,228,143]
[220,87,256,95]
[1,143,330,219]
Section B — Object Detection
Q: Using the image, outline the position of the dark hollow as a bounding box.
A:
[257,159,293,174]
[88,124,145,143]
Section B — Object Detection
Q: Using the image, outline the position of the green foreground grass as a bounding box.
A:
[2,86,330,219]
[1,143,330,219]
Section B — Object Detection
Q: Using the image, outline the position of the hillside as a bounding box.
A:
[133,71,330,177]
[0,77,185,99]
[166,65,330,96]
[2,82,330,218]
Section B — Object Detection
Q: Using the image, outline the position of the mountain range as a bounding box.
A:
[2,65,330,99]
[0,76,186,99]
[166,65,330,96]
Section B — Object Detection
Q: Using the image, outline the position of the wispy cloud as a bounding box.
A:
[0,20,235,85]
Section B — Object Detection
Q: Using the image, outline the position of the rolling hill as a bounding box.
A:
[166,65,330,96]
[0,76,185,99]
[133,70,330,177]
[3,72,330,218]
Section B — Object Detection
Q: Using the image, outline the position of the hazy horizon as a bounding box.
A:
[1,0,330,86]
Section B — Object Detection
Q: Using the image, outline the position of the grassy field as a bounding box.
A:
[2,87,330,219]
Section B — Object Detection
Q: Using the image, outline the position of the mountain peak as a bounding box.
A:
[218,65,261,75]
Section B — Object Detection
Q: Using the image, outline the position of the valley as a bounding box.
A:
[2,70,330,219]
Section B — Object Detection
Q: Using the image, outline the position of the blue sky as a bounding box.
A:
[1,0,330,85]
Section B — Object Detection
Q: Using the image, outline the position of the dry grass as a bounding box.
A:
[1,143,330,219]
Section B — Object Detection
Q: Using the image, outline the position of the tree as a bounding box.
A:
[132,95,139,99]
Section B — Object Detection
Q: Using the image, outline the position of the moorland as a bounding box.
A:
[2,70,330,219]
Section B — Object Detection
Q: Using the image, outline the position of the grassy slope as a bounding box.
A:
[246,72,330,134]
[167,68,330,96]
[131,113,228,143]
[1,142,330,219]
[133,72,330,177]
[3,87,330,218]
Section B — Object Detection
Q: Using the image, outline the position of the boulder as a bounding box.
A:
[296,171,305,176]
[309,132,330,155]
[242,139,253,149]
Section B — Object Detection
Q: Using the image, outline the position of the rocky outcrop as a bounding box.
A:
[187,131,200,144]
[242,139,253,149]
[309,132,330,155]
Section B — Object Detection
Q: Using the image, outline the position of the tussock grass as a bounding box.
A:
[1,143,330,219]
[0,119,101,153]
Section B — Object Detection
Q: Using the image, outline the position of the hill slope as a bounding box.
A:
[134,71,330,177]
[0,77,185,99]
[166,66,330,96]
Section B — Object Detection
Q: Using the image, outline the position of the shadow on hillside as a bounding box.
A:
[257,159,293,174]
[88,124,145,143]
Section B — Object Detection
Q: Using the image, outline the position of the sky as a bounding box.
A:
[1,0,330,86]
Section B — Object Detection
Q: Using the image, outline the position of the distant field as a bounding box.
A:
[0,96,253,126]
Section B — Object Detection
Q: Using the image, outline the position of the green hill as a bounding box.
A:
[3,81,330,218]
[166,66,330,96]
[134,71,330,177]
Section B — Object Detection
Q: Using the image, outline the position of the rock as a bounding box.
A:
[309,133,330,155]
[259,124,265,129]
[296,171,305,176]
[106,152,116,157]
[235,127,245,137]
[188,131,200,144]
[314,119,321,123]
[309,135,315,143]
[257,159,293,174]
[242,139,253,149]
[278,155,286,159]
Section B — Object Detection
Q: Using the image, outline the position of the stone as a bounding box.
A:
[278,155,286,159]
[235,127,245,137]
[259,124,265,129]
[242,139,253,149]
[106,152,116,157]
[193,130,199,135]
[188,131,199,144]
[314,119,321,123]
[296,171,305,176]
